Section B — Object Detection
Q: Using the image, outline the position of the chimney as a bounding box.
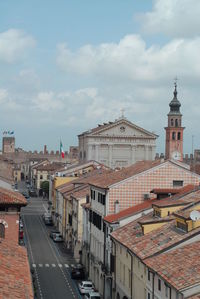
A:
[115,200,120,214]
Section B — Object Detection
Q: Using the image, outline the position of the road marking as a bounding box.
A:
[32,264,36,268]
[52,264,56,267]
[64,264,69,268]
[45,264,49,267]
[58,264,63,268]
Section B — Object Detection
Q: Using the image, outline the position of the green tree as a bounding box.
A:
[40,181,49,197]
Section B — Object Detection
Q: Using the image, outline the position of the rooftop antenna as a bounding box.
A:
[190,210,200,221]
[174,76,178,88]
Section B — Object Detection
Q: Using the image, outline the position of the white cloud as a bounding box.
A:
[32,92,64,111]
[0,89,8,104]
[137,0,200,38]
[0,29,35,63]
[56,34,200,84]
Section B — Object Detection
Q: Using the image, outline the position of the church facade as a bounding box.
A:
[78,116,158,168]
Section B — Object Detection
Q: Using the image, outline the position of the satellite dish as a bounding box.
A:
[190,210,200,221]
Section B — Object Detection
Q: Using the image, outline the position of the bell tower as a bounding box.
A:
[165,82,184,161]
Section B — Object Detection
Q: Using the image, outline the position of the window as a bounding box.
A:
[178,132,181,140]
[0,223,5,238]
[172,132,176,140]
[97,192,106,205]
[173,180,183,187]
[40,175,43,180]
[68,214,72,226]
[177,221,188,232]
[80,151,82,159]
[148,293,151,299]
[148,270,150,281]
[158,279,161,291]
[171,119,174,126]
[175,119,178,127]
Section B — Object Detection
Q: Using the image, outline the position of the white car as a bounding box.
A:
[84,291,101,299]
[78,281,94,295]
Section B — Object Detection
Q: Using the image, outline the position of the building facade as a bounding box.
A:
[78,116,158,169]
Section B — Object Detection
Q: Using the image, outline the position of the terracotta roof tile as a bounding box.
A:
[71,185,90,199]
[89,160,162,189]
[0,240,34,298]
[104,199,157,224]
[0,187,27,205]
[111,205,200,260]
[152,185,200,208]
[151,188,180,194]
[145,241,200,292]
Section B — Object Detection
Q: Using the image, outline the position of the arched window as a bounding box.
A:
[117,293,120,299]
[0,223,5,238]
[178,132,181,140]
[171,119,174,126]
[172,132,176,140]
[175,119,178,127]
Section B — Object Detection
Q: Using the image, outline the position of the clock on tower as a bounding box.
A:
[165,82,184,161]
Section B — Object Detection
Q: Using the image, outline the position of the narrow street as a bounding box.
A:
[20,183,81,299]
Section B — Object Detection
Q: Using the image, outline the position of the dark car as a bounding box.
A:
[71,264,85,279]
[43,214,53,226]
[29,189,37,197]
[21,191,30,200]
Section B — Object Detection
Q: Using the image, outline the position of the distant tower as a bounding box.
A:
[165,82,184,161]
[2,137,15,154]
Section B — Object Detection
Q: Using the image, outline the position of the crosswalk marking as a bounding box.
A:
[31,263,72,268]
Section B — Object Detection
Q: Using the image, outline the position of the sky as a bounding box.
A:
[0,0,200,155]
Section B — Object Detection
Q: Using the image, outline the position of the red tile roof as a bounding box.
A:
[151,188,179,194]
[152,185,199,208]
[104,199,157,224]
[0,240,34,298]
[89,160,162,189]
[111,212,200,260]
[0,187,27,205]
[71,185,90,199]
[145,241,200,292]
[188,294,200,299]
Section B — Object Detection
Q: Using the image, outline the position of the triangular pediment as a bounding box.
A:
[89,118,158,139]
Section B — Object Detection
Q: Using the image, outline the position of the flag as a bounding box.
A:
[60,141,65,158]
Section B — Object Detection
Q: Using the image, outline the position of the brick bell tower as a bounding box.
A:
[165,82,184,161]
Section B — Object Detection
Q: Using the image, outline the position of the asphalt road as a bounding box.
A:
[20,183,82,299]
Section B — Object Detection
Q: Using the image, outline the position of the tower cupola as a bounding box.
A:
[168,83,181,115]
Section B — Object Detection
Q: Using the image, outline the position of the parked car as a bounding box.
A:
[49,230,60,238]
[52,233,63,242]
[21,191,30,200]
[29,189,37,197]
[71,264,85,279]
[43,215,53,226]
[84,292,101,299]
[78,281,94,295]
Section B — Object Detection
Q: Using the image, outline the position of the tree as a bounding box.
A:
[40,181,49,197]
